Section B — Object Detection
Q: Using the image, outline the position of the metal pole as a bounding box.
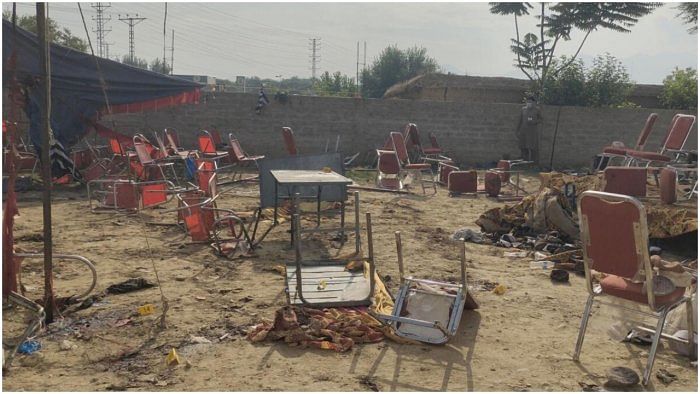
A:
[36,1,55,323]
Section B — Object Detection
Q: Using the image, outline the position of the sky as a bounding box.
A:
[3,1,698,84]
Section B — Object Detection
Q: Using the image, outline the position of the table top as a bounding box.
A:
[270,170,353,185]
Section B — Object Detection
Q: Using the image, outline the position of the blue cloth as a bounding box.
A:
[17,340,42,354]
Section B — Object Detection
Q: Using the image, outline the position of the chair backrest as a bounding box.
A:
[390,132,410,164]
[153,131,169,156]
[282,127,297,155]
[109,137,124,156]
[229,137,247,161]
[133,135,156,165]
[602,167,647,197]
[578,191,648,279]
[377,150,401,175]
[140,182,168,208]
[663,114,695,152]
[164,129,180,150]
[659,167,677,204]
[429,132,441,150]
[210,129,224,147]
[198,130,217,154]
[634,113,659,150]
[196,159,217,196]
[403,123,421,150]
[497,160,511,183]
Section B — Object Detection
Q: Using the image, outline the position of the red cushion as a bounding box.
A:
[603,167,647,197]
[626,150,671,162]
[660,168,677,204]
[422,147,442,154]
[602,147,630,155]
[405,163,431,170]
[600,274,686,308]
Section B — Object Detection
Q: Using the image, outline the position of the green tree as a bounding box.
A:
[660,67,697,110]
[314,71,356,97]
[361,45,439,98]
[149,58,171,75]
[121,55,148,70]
[2,11,88,52]
[541,56,587,106]
[585,53,633,107]
[676,3,698,33]
[542,54,633,107]
[489,2,660,99]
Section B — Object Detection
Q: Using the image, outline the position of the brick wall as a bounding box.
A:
[105,92,696,169]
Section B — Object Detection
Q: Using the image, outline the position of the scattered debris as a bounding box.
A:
[165,348,181,367]
[578,382,603,392]
[137,304,156,316]
[17,340,42,355]
[105,278,155,295]
[550,269,569,283]
[59,340,77,351]
[493,284,507,295]
[656,369,677,384]
[452,228,484,243]
[358,375,380,392]
[605,366,640,388]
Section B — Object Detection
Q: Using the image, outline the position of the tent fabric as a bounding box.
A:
[2,19,201,152]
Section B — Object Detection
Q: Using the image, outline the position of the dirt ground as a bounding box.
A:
[2,171,698,392]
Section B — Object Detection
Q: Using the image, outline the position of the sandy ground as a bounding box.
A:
[2,171,698,392]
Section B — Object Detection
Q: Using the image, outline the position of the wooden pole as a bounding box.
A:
[36,2,55,323]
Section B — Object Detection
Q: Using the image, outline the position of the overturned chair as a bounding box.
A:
[375,232,478,344]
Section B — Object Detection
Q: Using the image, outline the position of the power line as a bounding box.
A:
[90,3,111,58]
[118,14,146,62]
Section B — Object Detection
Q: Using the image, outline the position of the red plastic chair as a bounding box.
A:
[447,170,477,196]
[282,127,298,155]
[389,131,436,194]
[574,191,695,385]
[228,133,265,166]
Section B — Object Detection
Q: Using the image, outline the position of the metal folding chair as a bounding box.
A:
[574,191,696,385]
[375,149,403,190]
[595,113,659,171]
[375,231,475,344]
[626,114,696,167]
[390,131,436,194]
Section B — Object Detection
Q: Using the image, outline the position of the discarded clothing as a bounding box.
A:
[105,278,155,295]
[247,306,384,352]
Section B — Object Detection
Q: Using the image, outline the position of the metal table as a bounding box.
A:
[270,170,353,226]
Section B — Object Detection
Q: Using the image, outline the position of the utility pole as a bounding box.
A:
[118,14,146,63]
[162,2,168,74]
[36,1,56,324]
[360,41,367,92]
[308,37,321,81]
[356,41,359,93]
[169,29,174,75]
[91,3,111,58]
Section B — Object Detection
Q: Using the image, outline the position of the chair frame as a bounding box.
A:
[626,114,696,168]
[595,113,659,171]
[374,231,470,344]
[133,134,180,185]
[573,191,696,385]
[389,131,437,194]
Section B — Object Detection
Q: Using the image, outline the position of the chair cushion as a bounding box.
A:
[603,167,647,197]
[600,274,686,308]
[660,167,677,204]
[626,150,671,162]
[422,147,442,154]
[405,163,431,170]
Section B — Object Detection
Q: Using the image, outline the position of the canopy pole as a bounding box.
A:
[36,2,56,323]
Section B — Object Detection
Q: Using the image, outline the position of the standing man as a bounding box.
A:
[516,95,543,164]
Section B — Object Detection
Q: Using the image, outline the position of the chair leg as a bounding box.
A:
[642,308,669,386]
[686,298,696,360]
[574,294,595,361]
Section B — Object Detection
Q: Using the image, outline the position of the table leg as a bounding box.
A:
[340,199,345,241]
[273,181,279,225]
[317,185,322,227]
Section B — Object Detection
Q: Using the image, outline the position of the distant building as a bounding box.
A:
[172,75,221,92]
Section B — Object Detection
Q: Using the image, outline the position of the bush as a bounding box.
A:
[660,67,698,110]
